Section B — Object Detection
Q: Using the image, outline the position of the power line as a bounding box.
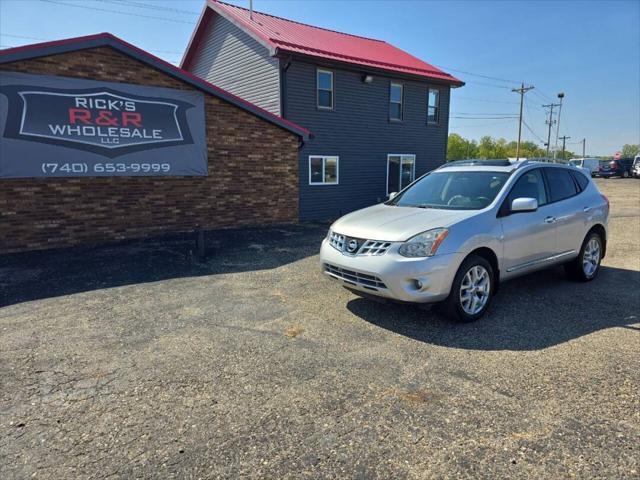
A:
[431,64,521,85]
[39,0,196,24]
[560,107,571,138]
[536,88,556,103]
[0,37,554,100]
[462,80,514,90]
[0,40,180,63]
[452,112,520,116]
[35,1,553,99]
[0,33,184,55]
[0,33,46,41]
[449,119,518,129]
[17,2,564,111]
[102,0,200,15]
[451,116,519,120]
[532,89,554,104]
[522,119,545,144]
[522,97,546,143]
[451,95,519,105]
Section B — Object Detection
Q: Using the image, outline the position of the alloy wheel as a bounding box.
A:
[582,237,601,277]
[459,265,491,315]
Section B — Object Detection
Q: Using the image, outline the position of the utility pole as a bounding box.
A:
[512,83,535,161]
[559,135,570,162]
[543,102,560,161]
[554,92,565,158]
[582,138,586,158]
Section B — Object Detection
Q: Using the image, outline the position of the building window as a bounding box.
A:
[389,83,403,121]
[428,88,440,124]
[317,69,333,109]
[387,154,415,195]
[309,156,339,184]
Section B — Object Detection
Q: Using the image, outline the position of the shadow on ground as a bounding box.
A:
[347,266,640,351]
[0,223,327,307]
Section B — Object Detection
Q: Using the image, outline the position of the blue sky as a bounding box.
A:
[1,0,638,156]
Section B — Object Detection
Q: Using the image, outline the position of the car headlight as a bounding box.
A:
[398,228,449,257]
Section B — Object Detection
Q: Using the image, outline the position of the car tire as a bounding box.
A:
[439,255,495,323]
[565,232,603,282]
[622,170,629,178]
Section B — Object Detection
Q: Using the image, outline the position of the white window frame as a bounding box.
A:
[427,88,440,124]
[389,82,404,121]
[309,155,339,185]
[386,154,416,195]
[316,69,334,110]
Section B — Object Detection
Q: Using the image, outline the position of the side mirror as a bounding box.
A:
[511,197,538,213]
[388,192,398,199]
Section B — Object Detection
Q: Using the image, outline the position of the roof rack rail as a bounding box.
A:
[514,160,532,169]
[437,159,512,169]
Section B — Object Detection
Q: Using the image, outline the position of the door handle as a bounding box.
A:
[544,216,556,224]
[583,206,591,213]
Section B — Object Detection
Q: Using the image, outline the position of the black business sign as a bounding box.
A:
[0,71,207,178]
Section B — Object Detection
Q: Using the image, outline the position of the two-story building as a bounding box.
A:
[182,0,463,220]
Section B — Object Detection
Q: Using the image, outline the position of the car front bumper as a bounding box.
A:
[319,238,462,304]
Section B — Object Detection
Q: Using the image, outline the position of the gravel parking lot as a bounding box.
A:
[1,178,638,479]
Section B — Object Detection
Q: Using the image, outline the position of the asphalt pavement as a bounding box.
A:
[1,178,638,479]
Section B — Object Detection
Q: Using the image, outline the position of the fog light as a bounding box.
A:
[414,279,423,290]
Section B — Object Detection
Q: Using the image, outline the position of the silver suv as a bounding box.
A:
[320,160,609,322]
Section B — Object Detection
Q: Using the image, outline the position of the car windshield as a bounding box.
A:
[389,170,510,210]
[569,160,581,166]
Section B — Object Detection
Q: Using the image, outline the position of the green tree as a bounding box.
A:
[447,134,478,160]
[448,134,547,160]
[447,133,468,160]
[621,144,640,158]
[467,139,479,159]
[477,136,495,159]
[494,138,509,158]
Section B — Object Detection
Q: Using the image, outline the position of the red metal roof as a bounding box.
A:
[183,0,463,86]
[0,33,311,140]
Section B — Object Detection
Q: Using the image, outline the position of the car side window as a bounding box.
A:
[545,168,578,202]
[570,170,589,192]
[508,169,548,207]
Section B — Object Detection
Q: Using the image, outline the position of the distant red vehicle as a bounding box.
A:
[598,158,633,178]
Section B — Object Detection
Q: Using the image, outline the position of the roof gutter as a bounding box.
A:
[275,50,464,87]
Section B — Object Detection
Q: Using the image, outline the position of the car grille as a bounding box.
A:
[329,231,392,256]
[324,263,387,290]
[329,231,346,251]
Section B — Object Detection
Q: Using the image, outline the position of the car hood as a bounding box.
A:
[331,203,478,242]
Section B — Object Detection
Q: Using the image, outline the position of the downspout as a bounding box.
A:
[280,55,304,148]
[280,54,292,119]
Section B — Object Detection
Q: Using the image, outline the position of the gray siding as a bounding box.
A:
[284,60,451,221]
[189,14,280,115]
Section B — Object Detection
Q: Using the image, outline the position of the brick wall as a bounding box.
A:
[0,47,300,254]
